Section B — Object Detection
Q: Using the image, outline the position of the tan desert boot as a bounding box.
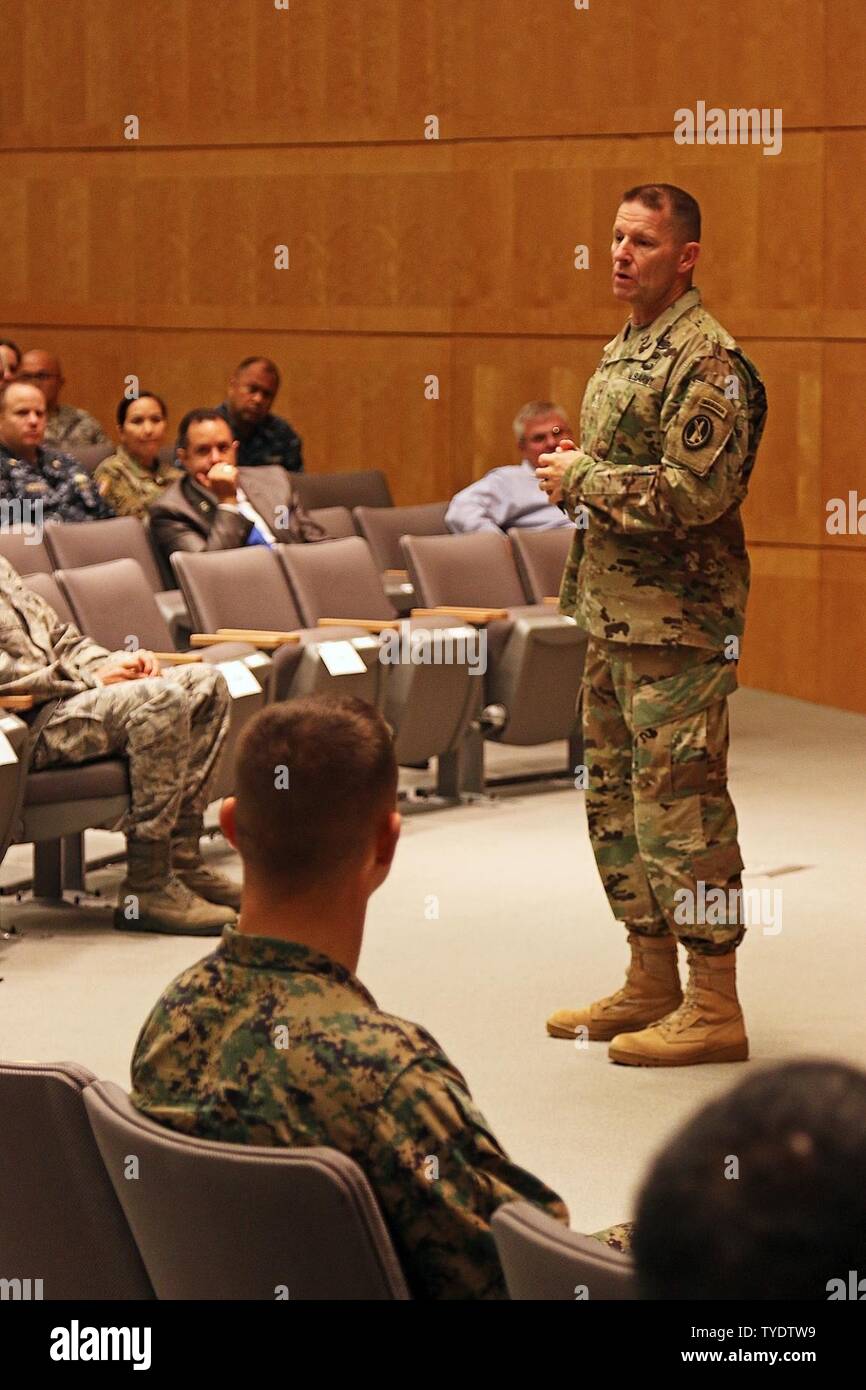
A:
[114,837,236,937]
[608,948,748,1066]
[171,816,242,910]
[546,932,682,1041]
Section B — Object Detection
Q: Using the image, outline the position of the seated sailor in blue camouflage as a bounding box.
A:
[0,380,114,524]
[537,184,767,1068]
[131,695,631,1298]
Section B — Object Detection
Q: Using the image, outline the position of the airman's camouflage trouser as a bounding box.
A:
[583,638,745,953]
[32,665,230,841]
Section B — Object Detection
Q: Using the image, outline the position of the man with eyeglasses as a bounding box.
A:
[17,349,110,451]
[445,401,576,534]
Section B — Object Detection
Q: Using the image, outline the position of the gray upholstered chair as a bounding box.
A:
[0,529,54,577]
[292,468,393,513]
[308,505,357,539]
[491,1201,636,1301]
[84,1080,410,1301]
[508,525,575,604]
[0,1061,154,1299]
[170,546,382,705]
[354,502,449,614]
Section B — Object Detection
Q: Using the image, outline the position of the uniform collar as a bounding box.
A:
[604,286,703,362]
[219,925,378,1004]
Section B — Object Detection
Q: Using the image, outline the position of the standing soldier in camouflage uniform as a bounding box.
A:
[538,184,767,1067]
[132,697,631,1298]
[0,557,239,934]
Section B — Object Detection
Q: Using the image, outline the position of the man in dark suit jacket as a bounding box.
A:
[148,409,324,574]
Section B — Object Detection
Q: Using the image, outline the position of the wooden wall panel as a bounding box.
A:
[0,1,863,711]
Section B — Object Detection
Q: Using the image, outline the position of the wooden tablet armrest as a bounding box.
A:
[153,651,203,664]
[0,695,35,710]
[317,617,402,633]
[410,606,509,625]
[542,596,560,605]
[190,630,301,651]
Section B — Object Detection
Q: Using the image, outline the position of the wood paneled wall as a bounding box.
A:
[1,0,864,710]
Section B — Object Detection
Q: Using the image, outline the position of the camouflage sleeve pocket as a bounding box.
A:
[664,379,737,477]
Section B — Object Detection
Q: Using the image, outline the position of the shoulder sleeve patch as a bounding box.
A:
[665,378,739,477]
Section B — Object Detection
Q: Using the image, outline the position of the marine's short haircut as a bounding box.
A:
[116,391,167,429]
[234,355,281,386]
[0,378,45,413]
[633,1059,866,1300]
[512,400,571,444]
[233,696,398,893]
[175,408,229,451]
[621,183,701,243]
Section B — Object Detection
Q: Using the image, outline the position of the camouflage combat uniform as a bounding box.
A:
[43,403,110,451]
[94,446,182,520]
[558,288,767,951]
[0,445,114,523]
[131,930,574,1300]
[0,557,229,839]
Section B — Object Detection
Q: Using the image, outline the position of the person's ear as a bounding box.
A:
[219,796,238,849]
[680,240,700,275]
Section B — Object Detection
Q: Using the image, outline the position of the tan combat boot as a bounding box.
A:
[171,816,242,910]
[546,932,683,1041]
[608,948,748,1066]
[114,837,236,937]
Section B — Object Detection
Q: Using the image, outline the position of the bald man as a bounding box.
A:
[18,349,109,451]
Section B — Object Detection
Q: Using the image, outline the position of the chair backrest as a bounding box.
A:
[401,531,527,608]
[57,559,174,653]
[0,528,53,577]
[22,571,76,625]
[84,1080,410,1300]
[170,546,304,634]
[0,1061,153,1299]
[278,537,396,625]
[491,1202,636,1301]
[65,442,114,473]
[355,501,449,571]
[308,505,357,539]
[292,469,393,513]
[508,526,574,604]
[45,516,165,592]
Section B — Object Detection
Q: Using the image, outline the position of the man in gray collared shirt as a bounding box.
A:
[446,400,575,534]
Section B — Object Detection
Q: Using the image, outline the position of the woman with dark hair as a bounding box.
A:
[95,391,181,518]
[0,338,20,382]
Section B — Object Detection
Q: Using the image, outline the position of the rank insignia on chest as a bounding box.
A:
[628,370,653,385]
[682,414,714,450]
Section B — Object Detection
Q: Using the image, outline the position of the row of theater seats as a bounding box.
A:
[0,490,585,900]
[0,1059,632,1300]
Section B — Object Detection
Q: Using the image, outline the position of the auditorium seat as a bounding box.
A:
[308,505,357,539]
[354,502,449,614]
[55,558,272,800]
[22,571,76,624]
[278,537,479,780]
[170,546,382,706]
[0,1062,154,1299]
[491,1202,635,1301]
[509,526,575,605]
[84,1080,410,1300]
[64,441,114,473]
[0,528,54,577]
[401,531,586,776]
[292,468,393,512]
[44,516,189,646]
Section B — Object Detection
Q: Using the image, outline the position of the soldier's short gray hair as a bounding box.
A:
[512,401,570,444]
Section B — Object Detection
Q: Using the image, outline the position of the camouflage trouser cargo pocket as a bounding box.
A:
[583,639,745,949]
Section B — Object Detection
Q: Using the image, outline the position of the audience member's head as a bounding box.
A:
[220,695,400,916]
[18,349,64,410]
[225,356,281,430]
[512,400,572,467]
[0,380,47,461]
[633,1059,866,1301]
[176,408,237,483]
[116,392,168,466]
[0,338,20,382]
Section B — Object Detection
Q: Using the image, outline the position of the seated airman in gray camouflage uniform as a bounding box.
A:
[0,556,240,935]
[538,184,767,1068]
[132,696,631,1298]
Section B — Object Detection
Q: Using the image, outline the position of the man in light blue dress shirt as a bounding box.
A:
[446,401,575,534]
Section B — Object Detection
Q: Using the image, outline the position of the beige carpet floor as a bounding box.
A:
[1,686,864,1235]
